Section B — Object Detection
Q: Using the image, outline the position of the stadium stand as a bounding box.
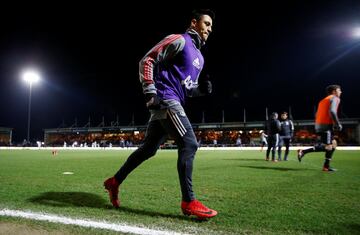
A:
[0,127,12,146]
[43,119,360,147]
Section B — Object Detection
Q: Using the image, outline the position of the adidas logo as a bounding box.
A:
[192,57,201,69]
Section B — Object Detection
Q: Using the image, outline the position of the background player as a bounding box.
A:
[297,85,342,172]
[265,112,281,161]
[277,111,294,161]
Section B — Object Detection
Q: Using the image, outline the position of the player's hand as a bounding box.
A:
[199,80,212,94]
[334,123,343,131]
[145,94,162,109]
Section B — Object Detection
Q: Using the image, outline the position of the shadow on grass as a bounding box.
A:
[28,191,107,208]
[28,192,205,222]
[118,206,205,222]
[346,223,360,233]
[223,158,267,161]
[238,165,306,171]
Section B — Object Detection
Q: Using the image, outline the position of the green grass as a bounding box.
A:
[0,149,360,234]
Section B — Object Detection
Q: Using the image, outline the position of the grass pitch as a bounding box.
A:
[0,149,359,234]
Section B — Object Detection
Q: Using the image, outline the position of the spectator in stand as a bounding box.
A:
[236,136,242,147]
[260,131,268,152]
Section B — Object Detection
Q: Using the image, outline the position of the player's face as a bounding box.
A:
[281,113,287,120]
[334,88,342,98]
[191,15,213,42]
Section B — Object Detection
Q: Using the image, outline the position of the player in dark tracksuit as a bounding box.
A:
[266,112,281,161]
[277,111,294,161]
[103,9,217,219]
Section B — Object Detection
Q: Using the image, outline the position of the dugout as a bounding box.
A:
[0,127,13,146]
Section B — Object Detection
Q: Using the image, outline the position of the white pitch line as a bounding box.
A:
[0,209,187,235]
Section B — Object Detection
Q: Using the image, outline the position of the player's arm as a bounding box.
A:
[276,120,281,132]
[290,120,294,137]
[139,34,185,96]
[329,96,342,130]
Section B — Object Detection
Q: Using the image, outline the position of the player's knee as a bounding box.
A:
[325,144,333,151]
[181,139,198,155]
[188,141,198,153]
[332,139,337,149]
[138,144,158,158]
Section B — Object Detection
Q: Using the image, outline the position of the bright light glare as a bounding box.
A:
[22,70,40,84]
[351,27,360,38]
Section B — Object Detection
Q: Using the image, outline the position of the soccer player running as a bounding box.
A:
[297,85,342,172]
[277,111,294,161]
[104,9,217,219]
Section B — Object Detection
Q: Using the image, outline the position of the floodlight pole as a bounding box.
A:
[22,69,40,145]
[26,81,33,143]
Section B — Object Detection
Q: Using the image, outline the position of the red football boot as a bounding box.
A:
[181,199,217,219]
[322,167,337,172]
[104,177,120,208]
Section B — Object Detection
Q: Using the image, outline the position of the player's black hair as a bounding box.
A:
[271,112,278,119]
[191,9,215,21]
[326,84,341,95]
[281,111,288,115]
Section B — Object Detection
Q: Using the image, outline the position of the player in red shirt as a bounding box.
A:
[297,85,342,172]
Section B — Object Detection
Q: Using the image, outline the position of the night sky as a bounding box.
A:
[1,1,360,142]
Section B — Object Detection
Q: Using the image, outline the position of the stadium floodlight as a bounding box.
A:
[351,27,360,39]
[22,70,40,84]
[22,69,40,145]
